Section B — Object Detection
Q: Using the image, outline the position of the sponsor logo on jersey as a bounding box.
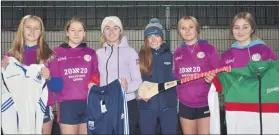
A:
[44,115,49,119]
[164,61,171,65]
[204,110,210,114]
[197,52,205,59]
[175,55,182,61]
[226,58,235,64]
[84,54,91,62]
[267,87,279,94]
[57,56,67,62]
[179,66,201,74]
[252,53,261,61]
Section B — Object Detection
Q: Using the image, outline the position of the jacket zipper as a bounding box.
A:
[154,51,161,109]
[106,46,114,85]
[257,72,263,135]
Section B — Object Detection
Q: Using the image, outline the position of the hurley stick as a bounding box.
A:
[138,65,231,99]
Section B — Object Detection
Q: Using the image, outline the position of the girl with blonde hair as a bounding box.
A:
[173,16,220,134]
[1,15,55,134]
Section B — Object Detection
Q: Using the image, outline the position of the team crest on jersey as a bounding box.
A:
[84,54,91,62]
[252,53,261,61]
[197,52,205,59]
[88,121,95,130]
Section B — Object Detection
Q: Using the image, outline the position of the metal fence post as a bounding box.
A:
[165,6,171,46]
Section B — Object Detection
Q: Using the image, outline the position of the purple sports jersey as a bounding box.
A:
[173,40,220,108]
[6,46,37,66]
[49,43,99,103]
[221,40,278,68]
[6,45,55,106]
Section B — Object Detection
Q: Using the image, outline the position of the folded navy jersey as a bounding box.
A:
[86,79,129,134]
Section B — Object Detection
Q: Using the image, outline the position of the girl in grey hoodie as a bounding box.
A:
[96,16,142,134]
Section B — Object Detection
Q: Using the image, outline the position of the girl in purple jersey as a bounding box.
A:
[48,17,99,135]
[217,12,278,134]
[1,15,55,135]
[221,12,277,67]
[173,16,219,134]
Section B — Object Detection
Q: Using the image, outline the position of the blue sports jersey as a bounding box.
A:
[86,79,129,134]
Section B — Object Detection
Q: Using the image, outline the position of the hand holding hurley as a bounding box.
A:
[138,65,231,99]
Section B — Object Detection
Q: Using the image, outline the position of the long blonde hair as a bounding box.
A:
[177,16,201,38]
[10,15,54,64]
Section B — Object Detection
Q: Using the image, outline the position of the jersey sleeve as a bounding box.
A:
[172,49,180,79]
[208,46,221,69]
[267,46,278,61]
[87,50,100,88]
[46,55,64,93]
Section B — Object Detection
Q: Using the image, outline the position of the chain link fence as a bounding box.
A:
[1,1,279,134]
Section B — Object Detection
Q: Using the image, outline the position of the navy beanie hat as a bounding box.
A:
[144,18,164,39]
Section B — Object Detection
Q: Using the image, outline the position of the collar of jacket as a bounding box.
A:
[152,43,170,54]
[103,36,129,48]
[24,45,38,50]
[180,39,208,47]
[59,42,87,48]
[231,40,265,49]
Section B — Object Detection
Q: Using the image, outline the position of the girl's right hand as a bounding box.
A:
[1,56,9,69]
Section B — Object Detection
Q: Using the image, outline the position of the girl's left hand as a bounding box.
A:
[204,72,216,83]
[137,95,151,102]
[41,67,51,80]
[120,78,128,92]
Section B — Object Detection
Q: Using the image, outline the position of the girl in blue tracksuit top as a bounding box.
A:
[138,18,178,134]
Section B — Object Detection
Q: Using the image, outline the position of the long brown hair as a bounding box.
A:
[139,39,153,76]
[231,12,260,41]
[9,15,54,64]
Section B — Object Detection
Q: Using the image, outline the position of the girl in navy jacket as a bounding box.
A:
[138,18,178,134]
